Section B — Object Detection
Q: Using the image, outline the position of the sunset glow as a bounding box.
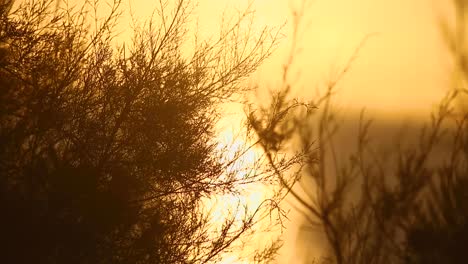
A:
[6,0,463,263]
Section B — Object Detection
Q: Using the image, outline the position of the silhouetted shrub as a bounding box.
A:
[0,0,291,263]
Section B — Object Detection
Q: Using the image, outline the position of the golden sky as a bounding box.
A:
[246,0,452,116]
[90,0,454,116]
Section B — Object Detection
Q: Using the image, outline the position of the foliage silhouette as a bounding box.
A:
[248,1,468,263]
[0,0,297,263]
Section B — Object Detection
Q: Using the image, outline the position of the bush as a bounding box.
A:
[0,0,293,263]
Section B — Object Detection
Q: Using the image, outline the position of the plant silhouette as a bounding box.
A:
[249,1,468,263]
[0,0,296,263]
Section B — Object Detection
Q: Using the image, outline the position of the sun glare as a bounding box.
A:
[206,103,279,261]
